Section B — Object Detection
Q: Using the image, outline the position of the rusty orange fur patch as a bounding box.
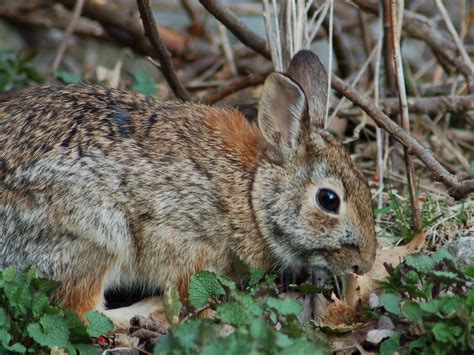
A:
[57,272,105,317]
[206,109,262,168]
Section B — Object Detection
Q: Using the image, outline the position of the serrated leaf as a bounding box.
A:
[379,293,402,316]
[32,277,61,296]
[27,314,70,348]
[249,268,266,286]
[189,271,225,308]
[405,253,434,273]
[2,266,17,282]
[402,301,423,322]
[217,275,236,290]
[216,302,253,326]
[430,270,460,282]
[266,297,302,317]
[85,311,113,337]
[432,248,455,263]
[440,296,462,315]
[3,270,32,316]
[174,319,203,350]
[419,300,440,314]
[232,292,263,317]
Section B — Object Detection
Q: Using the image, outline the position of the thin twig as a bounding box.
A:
[136,0,194,102]
[199,0,474,200]
[199,73,267,104]
[50,0,85,74]
[389,0,422,232]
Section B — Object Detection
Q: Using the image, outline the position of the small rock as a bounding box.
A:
[447,236,474,268]
[377,315,395,330]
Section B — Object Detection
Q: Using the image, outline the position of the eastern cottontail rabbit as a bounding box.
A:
[0,50,376,325]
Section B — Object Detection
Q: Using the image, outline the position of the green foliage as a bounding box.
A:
[54,70,81,85]
[0,49,44,91]
[377,249,473,353]
[0,266,112,354]
[130,70,157,96]
[154,269,328,354]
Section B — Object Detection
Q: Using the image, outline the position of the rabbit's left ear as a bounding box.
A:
[287,50,328,130]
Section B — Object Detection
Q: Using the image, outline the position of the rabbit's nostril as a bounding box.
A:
[352,265,360,275]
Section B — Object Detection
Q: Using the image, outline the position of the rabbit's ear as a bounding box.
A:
[287,50,328,130]
[258,73,307,153]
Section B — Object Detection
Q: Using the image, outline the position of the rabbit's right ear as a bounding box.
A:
[287,50,328,130]
[257,73,307,154]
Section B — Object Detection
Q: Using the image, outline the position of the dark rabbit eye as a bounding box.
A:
[316,188,340,214]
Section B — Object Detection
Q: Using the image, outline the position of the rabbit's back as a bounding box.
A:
[0,85,265,311]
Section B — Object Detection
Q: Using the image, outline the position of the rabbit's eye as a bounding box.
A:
[316,188,340,214]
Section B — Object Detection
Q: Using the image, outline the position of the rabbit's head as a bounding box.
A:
[253,50,376,281]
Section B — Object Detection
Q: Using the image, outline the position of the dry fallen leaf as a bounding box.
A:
[345,231,427,308]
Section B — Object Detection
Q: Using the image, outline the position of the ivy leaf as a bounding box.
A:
[64,309,89,343]
[402,301,423,322]
[216,302,253,326]
[266,297,302,317]
[380,333,400,355]
[379,293,402,316]
[405,253,434,273]
[27,314,70,348]
[85,311,113,338]
[189,271,225,308]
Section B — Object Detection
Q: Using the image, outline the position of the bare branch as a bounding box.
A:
[200,73,267,105]
[136,0,194,102]
[389,0,421,232]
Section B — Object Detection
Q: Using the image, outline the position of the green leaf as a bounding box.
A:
[27,314,70,348]
[32,277,61,296]
[2,266,17,282]
[232,291,263,317]
[405,253,434,273]
[432,248,455,263]
[54,70,81,84]
[74,343,101,355]
[430,270,461,282]
[432,323,462,344]
[419,300,440,314]
[249,268,266,286]
[379,293,402,316]
[64,309,89,343]
[466,288,474,307]
[0,308,8,328]
[189,271,225,308]
[402,301,423,322]
[380,334,400,355]
[217,275,236,290]
[464,266,474,278]
[283,338,326,355]
[216,302,253,326]
[266,297,302,317]
[174,319,203,350]
[440,296,463,315]
[0,330,27,353]
[84,311,113,338]
[131,70,157,97]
